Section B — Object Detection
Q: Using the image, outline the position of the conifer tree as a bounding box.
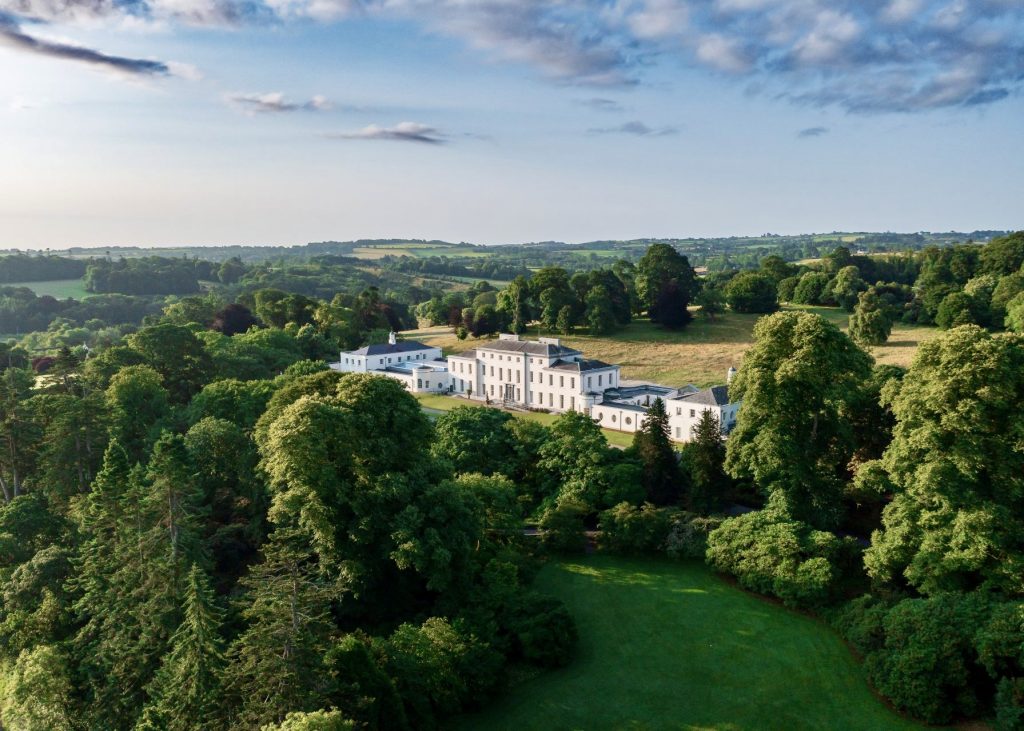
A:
[137,565,226,731]
[224,527,336,730]
[632,398,685,505]
[684,410,729,514]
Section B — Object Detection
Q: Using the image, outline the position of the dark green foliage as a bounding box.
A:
[504,591,577,668]
[85,256,201,296]
[694,285,726,320]
[598,502,680,555]
[848,289,893,346]
[705,508,863,609]
[996,678,1024,731]
[936,290,986,329]
[980,231,1024,276]
[539,501,588,555]
[324,634,410,731]
[863,594,992,724]
[665,514,723,559]
[724,271,778,313]
[631,398,685,506]
[791,271,833,305]
[681,410,729,514]
[636,244,697,329]
[431,406,516,476]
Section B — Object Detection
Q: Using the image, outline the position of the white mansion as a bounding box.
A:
[330,332,739,443]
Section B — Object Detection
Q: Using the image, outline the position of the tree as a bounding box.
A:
[261,710,355,731]
[632,398,684,506]
[979,231,1024,276]
[1007,292,1024,333]
[635,244,697,327]
[936,291,984,329]
[139,565,226,731]
[212,303,260,336]
[0,644,74,731]
[431,407,515,477]
[865,326,1024,596]
[777,276,800,303]
[653,282,691,330]
[792,272,832,305]
[830,265,868,312]
[105,365,170,464]
[849,290,893,347]
[127,324,213,403]
[683,410,728,514]
[217,257,246,284]
[496,276,531,334]
[225,529,336,729]
[760,255,799,284]
[725,271,778,314]
[585,285,617,335]
[695,285,726,321]
[724,312,872,528]
[555,305,574,335]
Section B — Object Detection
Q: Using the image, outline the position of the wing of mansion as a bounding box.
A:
[330,332,739,443]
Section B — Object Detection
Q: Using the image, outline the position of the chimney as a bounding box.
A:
[388,331,397,345]
[727,366,737,384]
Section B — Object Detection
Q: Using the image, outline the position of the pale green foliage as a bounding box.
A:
[1006,292,1024,333]
[261,710,355,731]
[865,326,1024,595]
[1,644,74,731]
[725,311,872,528]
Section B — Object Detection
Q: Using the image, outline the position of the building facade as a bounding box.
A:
[328,332,450,393]
[448,333,620,413]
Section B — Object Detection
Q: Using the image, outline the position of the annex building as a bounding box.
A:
[328,332,450,393]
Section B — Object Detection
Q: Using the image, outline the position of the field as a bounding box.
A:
[4,279,89,299]
[407,306,938,388]
[415,393,635,448]
[448,556,925,731]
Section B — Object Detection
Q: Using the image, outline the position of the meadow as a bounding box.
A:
[448,556,926,731]
[4,278,89,299]
[407,306,938,388]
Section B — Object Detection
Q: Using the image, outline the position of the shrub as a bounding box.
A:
[831,594,891,656]
[261,710,355,731]
[505,592,577,668]
[705,509,861,609]
[598,502,680,555]
[996,678,1024,731]
[538,501,588,555]
[864,593,993,724]
[665,514,723,560]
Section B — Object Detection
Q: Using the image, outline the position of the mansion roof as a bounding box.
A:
[475,340,581,357]
[347,341,434,356]
[676,385,731,407]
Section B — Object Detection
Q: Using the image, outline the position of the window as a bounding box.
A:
[516,371,521,383]
[612,414,617,423]
[690,409,695,418]
[490,385,494,395]
[595,412,603,420]
[598,375,603,387]
[587,377,592,389]
[490,366,494,376]
[570,396,575,410]
[676,408,681,415]
[548,375,553,386]
[559,395,564,409]
[548,393,553,407]
[417,379,422,388]
[559,376,564,388]
[675,428,680,438]
[625,417,632,425]
[425,381,430,389]
[571,378,575,389]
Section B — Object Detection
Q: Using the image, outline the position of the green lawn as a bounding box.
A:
[5,279,89,299]
[448,556,926,731]
[414,393,635,448]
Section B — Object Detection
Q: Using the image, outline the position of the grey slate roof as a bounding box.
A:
[677,385,731,407]
[476,340,580,357]
[548,358,617,372]
[449,350,478,359]
[346,341,435,356]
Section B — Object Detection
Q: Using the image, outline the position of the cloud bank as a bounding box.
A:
[2,0,1022,112]
[228,92,331,113]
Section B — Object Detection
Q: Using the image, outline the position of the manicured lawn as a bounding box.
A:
[448,556,926,731]
[414,393,635,448]
[406,305,937,387]
[5,278,89,299]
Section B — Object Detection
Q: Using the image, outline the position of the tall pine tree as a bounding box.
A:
[683,410,729,514]
[137,565,226,731]
[632,398,685,505]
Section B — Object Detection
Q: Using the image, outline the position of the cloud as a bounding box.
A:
[0,13,170,76]
[797,126,828,137]
[577,97,626,112]
[2,0,1021,112]
[328,121,448,144]
[228,91,331,113]
[588,120,677,136]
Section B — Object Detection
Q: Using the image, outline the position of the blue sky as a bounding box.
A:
[0,0,1021,248]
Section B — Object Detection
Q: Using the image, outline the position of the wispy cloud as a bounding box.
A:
[328,121,448,144]
[228,92,331,114]
[577,97,625,112]
[797,126,829,138]
[0,13,170,76]
[588,120,677,137]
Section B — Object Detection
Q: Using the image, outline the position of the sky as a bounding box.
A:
[0,0,1022,248]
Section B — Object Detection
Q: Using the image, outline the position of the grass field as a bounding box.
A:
[5,279,89,299]
[351,245,490,260]
[406,306,937,388]
[415,393,635,448]
[448,556,926,731]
